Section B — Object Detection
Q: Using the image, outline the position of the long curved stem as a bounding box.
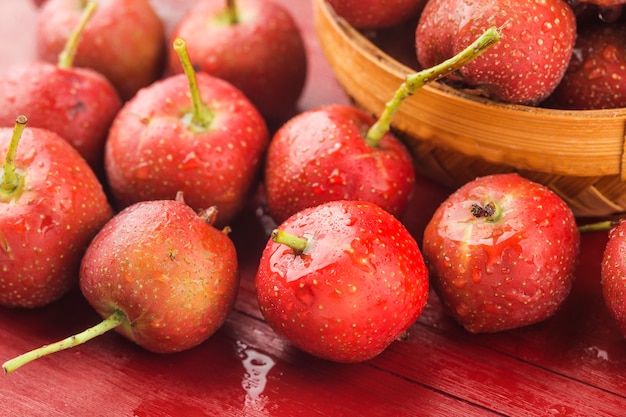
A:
[173,37,213,132]
[365,26,502,147]
[58,1,97,69]
[2,310,126,374]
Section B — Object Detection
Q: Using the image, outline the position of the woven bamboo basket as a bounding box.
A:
[313,0,626,218]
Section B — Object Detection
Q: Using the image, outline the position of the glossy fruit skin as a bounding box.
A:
[264,104,415,225]
[0,62,122,174]
[168,0,307,123]
[422,173,580,333]
[255,200,429,363]
[80,198,239,353]
[36,0,165,101]
[104,72,269,228]
[548,20,626,110]
[601,220,626,337]
[0,127,113,308]
[415,0,576,105]
[326,0,427,29]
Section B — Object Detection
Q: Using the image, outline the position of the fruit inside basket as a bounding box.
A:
[313,0,626,218]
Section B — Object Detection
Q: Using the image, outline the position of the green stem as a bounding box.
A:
[173,37,213,132]
[271,229,309,254]
[578,220,619,234]
[365,25,502,147]
[1,115,27,198]
[2,310,126,374]
[225,0,239,24]
[57,1,97,69]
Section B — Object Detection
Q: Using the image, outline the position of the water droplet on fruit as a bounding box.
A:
[452,277,467,289]
[12,217,28,233]
[327,168,345,185]
[181,151,201,170]
[37,214,56,236]
[520,29,533,43]
[311,182,325,195]
[58,196,74,212]
[348,238,377,275]
[601,45,620,64]
[327,141,343,154]
[149,315,166,329]
[134,162,151,180]
[455,302,470,317]
[295,285,315,307]
[352,254,377,275]
[0,231,12,259]
[227,102,244,113]
[19,146,37,165]
[212,277,228,295]
[510,48,526,60]
[483,246,501,275]
[471,267,482,284]
[583,61,606,80]
[123,272,134,283]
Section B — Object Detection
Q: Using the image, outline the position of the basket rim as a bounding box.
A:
[313,0,626,179]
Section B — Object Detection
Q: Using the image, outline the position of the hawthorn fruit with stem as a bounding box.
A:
[3,193,239,374]
[264,26,502,224]
[104,37,269,227]
[0,114,112,309]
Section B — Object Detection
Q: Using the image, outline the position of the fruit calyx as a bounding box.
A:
[2,309,126,374]
[365,25,502,147]
[174,191,228,232]
[173,38,214,133]
[271,229,310,255]
[0,115,28,203]
[471,201,501,223]
[57,1,97,69]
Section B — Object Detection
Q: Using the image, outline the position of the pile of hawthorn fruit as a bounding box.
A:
[2,0,626,373]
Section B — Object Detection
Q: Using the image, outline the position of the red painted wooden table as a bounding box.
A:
[1,2,626,416]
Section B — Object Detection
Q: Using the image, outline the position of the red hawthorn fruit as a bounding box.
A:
[601,220,626,338]
[255,200,429,362]
[326,0,427,29]
[264,104,415,225]
[415,0,577,105]
[548,20,626,109]
[422,173,580,333]
[0,118,112,308]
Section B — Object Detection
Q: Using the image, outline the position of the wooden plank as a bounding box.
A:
[1,1,625,416]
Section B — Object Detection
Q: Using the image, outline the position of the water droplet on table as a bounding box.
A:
[236,341,276,411]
